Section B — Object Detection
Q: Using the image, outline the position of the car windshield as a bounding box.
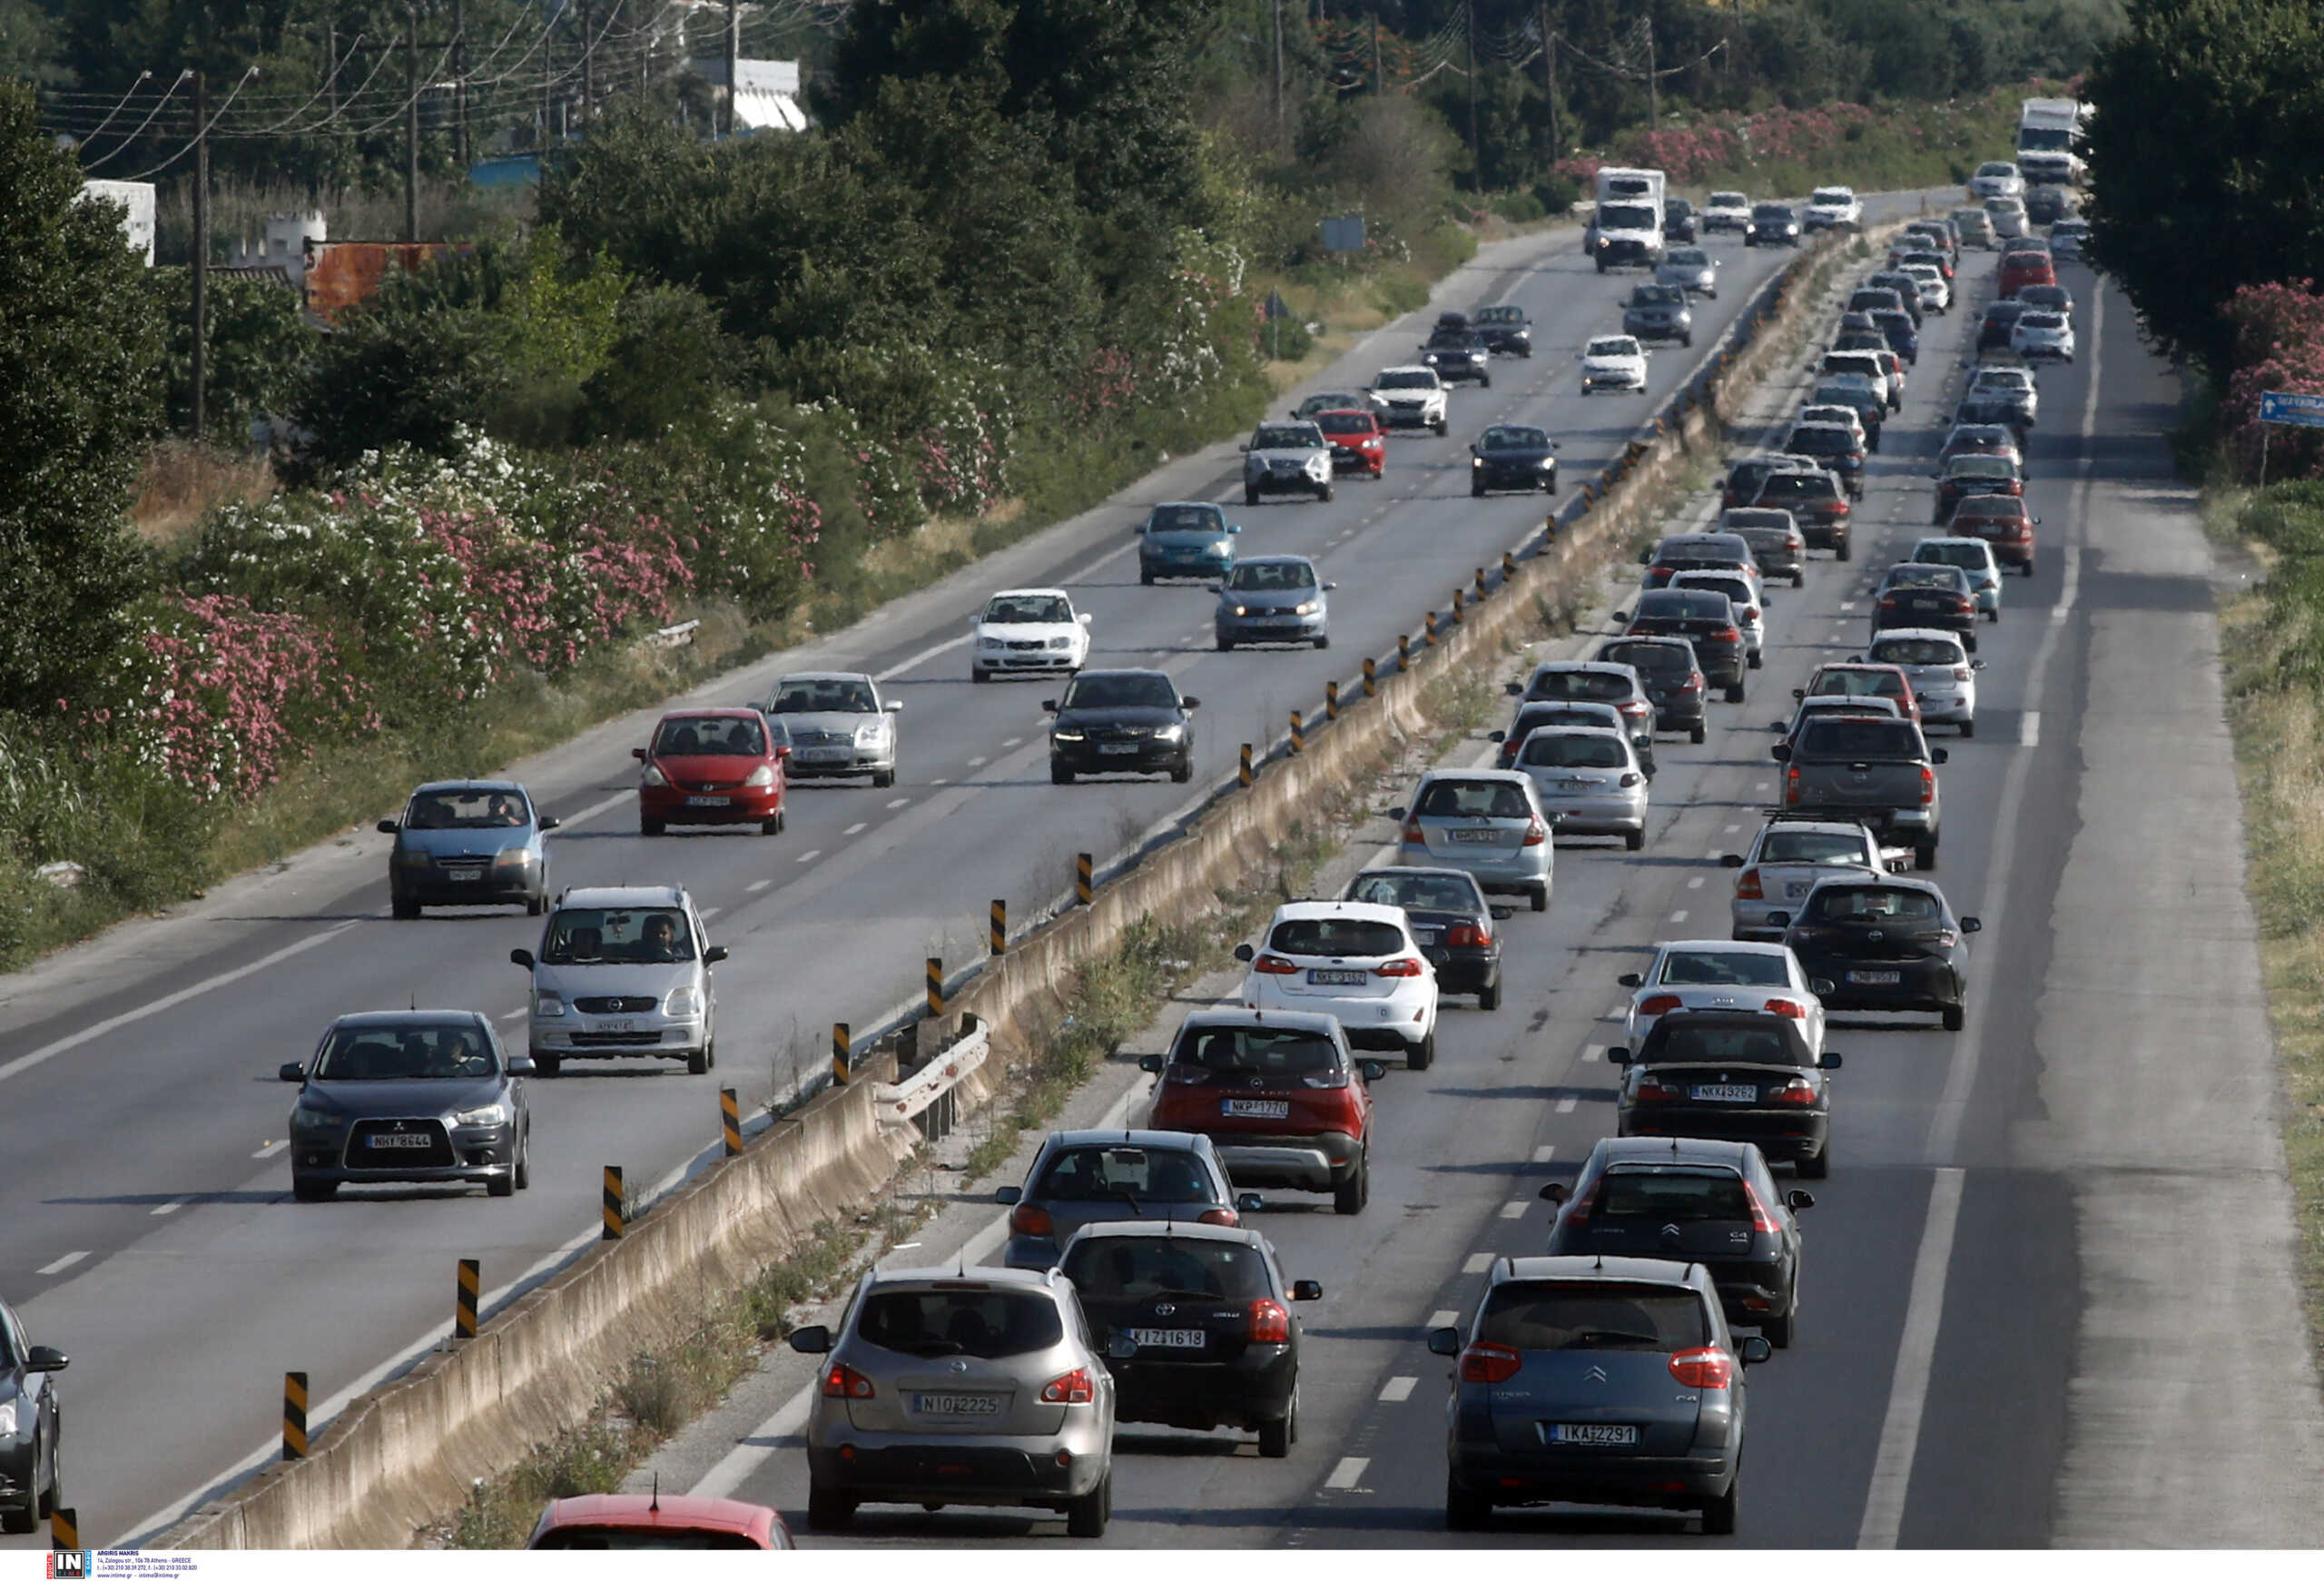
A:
[1226,560,1317,591]
[1376,370,1435,390]
[1347,872,1482,914]
[1521,733,1628,769]
[1797,719,1923,758]
[985,594,1072,625]
[1414,778,1533,820]
[1978,163,2014,176]
[1586,338,1639,359]
[1755,474,1837,503]
[1147,504,1222,533]
[532,1528,763,1551]
[1710,192,1746,207]
[1752,204,1793,221]
[1810,886,1945,923]
[1947,456,2016,479]
[1657,949,1789,987]
[314,1022,496,1082]
[1874,637,1965,666]
[1596,1168,1758,1224]
[1600,204,1656,230]
[1531,669,1631,701]
[1062,673,1178,709]
[1602,641,1689,673]
[1172,1023,1343,1078]
[1916,542,1990,571]
[1268,917,1406,957]
[1667,248,1709,268]
[1474,305,1522,325]
[1812,188,1853,204]
[1298,393,1364,415]
[1061,1237,1271,1302]
[1254,425,1319,450]
[1637,593,1732,624]
[770,678,875,714]
[1478,1280,1709,1351]
[1481,425,1548,451]
[542,906,695,964]
[1643,1020,1809,1067]
[1759,830,1871,865]
[1315,410,1374,435]
[1955,499,2024,522]
[2020,313,2065,331]
[1034,1145,1216,1205]
[404,787,530,829]
[856,1289,1065,1360]
[653,716,766,757]
[1633,284,1684,306]
[1814,382,1873,407]
[1810,669,1905,698]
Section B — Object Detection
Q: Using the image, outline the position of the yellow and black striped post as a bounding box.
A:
[48,1507,76,1551]
[1474,566,1490,598]
[1289,711,1304,755]
[1363,657,1377,697]
[926,957,944,1017]
[1451,588,1465,625]
[990,899,1006,957]
[602,1166,625,1240]
[1397,634,1411,672]
[1238,743,1255,786]
[1075,853,1094,906]
[1325,680,1340,721]
[282,1371,309,1461]
[1424,610,1440,646]
[1503,549,1519,578]
[832,1023,852,1085]
[720,1087,742,1157]
[454,1258,479,1341]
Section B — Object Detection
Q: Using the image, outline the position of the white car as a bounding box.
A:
[1863,627,1980,736]
[2010,311,2075,362]
[1820,349,1895,411]
[1702,190,1752,233]
[1618,939,1827,1056]
[1969,161,2024,201]
[1723,818,1897,941]
[970,588,1091,682]
[1900,263,1952,313]
[1797,404,1870,450]
[1970,365,2040,424]
[1367,365,1450,434]
[1803,185,1863,232]
[1236,899,1441,1070]
[1669,568,1767,667]
[1581,334,1650,394]
[1984,195,2028,239]
[1242,420,1334,505]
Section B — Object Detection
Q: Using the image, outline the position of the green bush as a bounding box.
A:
[1492,190,1546,224]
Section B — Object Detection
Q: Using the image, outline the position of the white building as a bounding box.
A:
[78,179,155,264]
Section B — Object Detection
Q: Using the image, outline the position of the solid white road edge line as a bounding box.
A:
[1856,1166,1967,1547]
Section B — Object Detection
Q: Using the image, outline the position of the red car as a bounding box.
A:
[1313,408,1385,478]
[635,707,790,836]
[1799,662,1921,726]
[1141,1008,1380,1214]
[529,1493,793,1548]
[2000,251,2056,299]
[1950,495,2038,572]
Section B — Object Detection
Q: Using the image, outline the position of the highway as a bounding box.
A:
[0,198,1934,1546]
[681,250,2324,1542]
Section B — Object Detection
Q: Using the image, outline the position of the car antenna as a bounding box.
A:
[649,1472,659,1513]
[410,993,417,1012]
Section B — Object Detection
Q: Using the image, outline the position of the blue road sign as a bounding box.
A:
[2259,390,2324,428]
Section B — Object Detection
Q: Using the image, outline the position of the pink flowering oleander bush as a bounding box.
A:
[2222,282,2324,482]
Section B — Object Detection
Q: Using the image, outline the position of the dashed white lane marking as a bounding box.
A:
[1463,1252,1495,1274]
[151,1197,190,1217]
[885,796,910,809]
[843,822,868,836]
[747,879,773,893]
[38,1251,87,1276]
[1002,736,1024,748]
[968,756,989,768]
[795,849,822,864]
[1669,909,1689,924]
[1687,875,1706,890]
[1324,1457,1370,1491]
[1499,1199,1529,1220]
[1839,599,1857,611]
[1379,1376,1420,1403]
[872,631,975,683]
[930,778,950,786]
[1755,780,1773,794]
[1603,1003,1628,1021]
[1704,847,1724,861]
[1427,1309,1461,1329]
[1532,1144,1557,1163]
[1857,1166,1968,1546]
[2019,710,2041,745]
[1555,1096,1579,1114]
[1723,822,1741,834]
[498,1008,527,1023]
[251,1141,287,1160]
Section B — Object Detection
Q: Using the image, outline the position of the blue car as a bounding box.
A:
[1215,555,1333,650]
[1872,308,1920,365]
[1139,501,1241,585]
[380,779,558,918]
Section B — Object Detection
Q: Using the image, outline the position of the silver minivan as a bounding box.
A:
[511,884,724,1077]
[1389,769,1554,912]
[788,1265,1118,1537]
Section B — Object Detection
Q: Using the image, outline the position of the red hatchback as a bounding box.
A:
[635,707,790,836]
[2000,251,2056,299]
[1141,1009,1382,1215]
[1799,662,1921,726]
[1950,495,2038,573]
[529,1493,793,1548]
[1314,408,1386,478]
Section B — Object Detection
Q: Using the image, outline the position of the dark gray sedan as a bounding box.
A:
[997,1129,1256,1270]
[381,780,558,919]
[1215,555,1334,650]
[0,1300,66,1535]
[280,1011,533,1201]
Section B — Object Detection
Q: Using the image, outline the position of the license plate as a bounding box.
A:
[1412,928,1440,944]
[597,1019,634,1033]
[1098,743,1139,756]
[1308,969,1368,986]
[1848,969,1902,984]
[1547,1422,1638,1447]
[684,795,730,807]
[446,868,481,882]
[914,1393,1002,1417]
[1691,1084,1759,1103]
[1561,778,1597,791]
[803,747,849,762]
[1222,1098,1291,1119]
[1448,829,1500,845]
[368,1132,433,1150]
[1130,1329,1208,1350]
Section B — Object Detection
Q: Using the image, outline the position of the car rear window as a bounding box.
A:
[1414,779,1534,820]
[1520,733,1629,769]
[1886,566,1964,590]
[1034,1145,1216,1205]
[1722,509,1794,532]
[1600,640,1689,673]
[1268,917,1407,957]
[1061,1237,1271,1302]
[1171,1023,1342,1078]
[1874,637,1965,666]
[1637,591,1732,621]
[1755,473,1838,503]
[1656,949,1788,987]
[1529,668,1631,701]
[1796,719,1925,759]
[1346,871,1483,914]
[1478,1280,1709,1352]
[1809,669,1906,698]
[1759,830,1871,865]
[1809,885,1945,923]
[1915,542,1989,571]
[1517,705,1621,734]
[856,1288,1066,1359]
[1787,428,1855,453]
[1642,1020,1810,1067]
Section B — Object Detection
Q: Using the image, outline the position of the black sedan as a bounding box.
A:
[1771,874,1981,1030]
[1062,1220,1319,1457]
[0,1299,66,1535]
[1342,865,1510,1007]
[1745,203,1801,246]
[1605,1010,1842,1179]
[279,1010,534,1201]
[1470,302,1533,356]
[1045,668,1198,785]
[1541,1135,1815,1348]
[1597,636,1708,744]
[1871,563,1980,649]
[1469,423,1560,497]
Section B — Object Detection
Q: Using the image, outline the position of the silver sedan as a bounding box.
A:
[1657,245,1719,298]
[1512,727,1649,850]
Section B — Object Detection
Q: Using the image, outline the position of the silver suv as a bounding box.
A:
[788,1265,1118,1537]
[511,885,724,1077]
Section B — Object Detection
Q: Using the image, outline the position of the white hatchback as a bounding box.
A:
[1864,627,1980,734]
[1581,335,1650,394]
[971,588,1092,681]
[2010,311,2075,362]
[1617,940,1827,1057]
[1237,900,1441,1070]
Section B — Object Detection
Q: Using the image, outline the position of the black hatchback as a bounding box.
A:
[1541,1137,1814,1348]
[1607,1011,1842,1178]
[1618,589,1748,701]
[1045,669,1198,785]
[1470,423,1561,496]
[1342,865,1510,1007]
[1597,637,1708,743]
[1772,874,1980,1029]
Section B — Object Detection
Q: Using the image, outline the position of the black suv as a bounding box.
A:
[1045,669,1198,785]
[1469,302,1532,357]
[1420,329,1492,387]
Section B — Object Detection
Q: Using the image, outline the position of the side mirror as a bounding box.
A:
[1961,916,1983,933]
[510,948,536,970]
[1719,854,1744,868]
[1359,1059,1389,1082]
[1107,1331,1139,1361]
[1181,697,1201,709]
[1787,1190,1817,1211]
[1293,1280,1324,1302]
[1638,548,1653,564]
[1488,905,1515,920]
[1503,681,1523,697]
[537,815,560,832]
[1079,613,1092,625]
[279,1062,307,1083]
[885,699,903,713]
[1739,1335,1774,1366]
[1818,1052,1844,1071]
[1771,744,1792,762]
[1612,609,1630,622]
[1766,912,1792,929]
[775,745,793,761]
[1137,1053,1164,1073]
[1971,658,1985,670]
[1810,976,1836,995]
[631,746,647,760]
[1236,1192,1265,1215]
[1538,1181,1571,1204]
[1386,806,1408,821]
[1792,688,1806,699]
[703,944,729,965]
[995,1185,1022,1206]
[1427,1326,1462,1357]
[787,1325,832,1355]
[1322,581,1338,592]
[1487,730,1506,743]
[1617,972,1643,988]
[375,819,399,835]
[1238,443,1249,452]
[24,1346,67,1374]
[507,1055,537,1077]
[2033,517,2042,525]
[1233,943,1256,963]
[1206,582,1224,595]
[1041,699,1059,714]
[1468,444,1481,456]
[1606,1046,1631,1066]
[1930,747,1950,765]
[1227,523,1243,535]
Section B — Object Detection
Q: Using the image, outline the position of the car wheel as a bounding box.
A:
[526,890,546,916]
[1625,827,1645,852]
[1479,975,1502,1012]
[1796,1145,1829,1181]
[1139,569,1155,586]
[1446,1473,1492,1531]
[1170,754,1193,784]
[639,817,665,838]
[1530,882,1550,914]
[1690,721,1708,745]
[515,1136,531,1191]
[1546,473,1559,495]
[391,896,420,920]
[1258,1395,1295,1458]
[534,1053,561,1078]
[873,768,897,789]
[687,1044,710,1076]
[1314,634,1330,650]
[1244,488,1261,507]
[1725,681,1747,705]
[1762,1302,1794,1349]
[1066,1471,1111,1538]
[1433,420,1448,435]
[1700,1465,1741,1536]
[1988,606,2001,622]
[1959,717,1976,739]
[1334,1147,1371,1213]
[487,1165,516,1198]
[1748,651,1763,670]
[1794,571,1807,588]
[1,1480,32,1535]
[971,667,990,683]
[762,813,783,836]
[1471,482,1486,499]
[806,1483,857,1533]
[291,1175,337,1203]
[1836,540,1852,562]
[1915,841,1938,872]
[1943,1003,1966,1033]
[1051,761,1076,786]
[38,1432,57,1520]
[1216,635,1236,652]
[1318,483,1334,503]
[2023,558,2036,577]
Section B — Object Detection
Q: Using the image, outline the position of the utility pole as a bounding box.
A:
[1271,0,1283,137]
[1466,0,1480,182]
[190,65,208,442]
[723,0,740,136]
[452,0,468,170]
[1541,5,1561,160]
[326,24,344,177]
[581,0,596,123]
[1647,21,1659,128]
[403,3,419,241]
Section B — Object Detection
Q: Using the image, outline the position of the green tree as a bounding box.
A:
[0,80,166,714]
[149,269,310,441]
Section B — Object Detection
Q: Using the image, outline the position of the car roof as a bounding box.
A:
[1523,724,1626,739]
[1150,500,1221,511]
[1654,938,1792,959]
[537,1495,776,1538]
[1872,627,1971,646]
[1413,767,1535,787]
[1269,898,1411,924]
[1531,659,1634,676]
[986,588,1071,601]
[655,707,764,721]
[1074,667,1172,682]
[1234,554,1317,568]
[773,670,875,685]
[1043,1127,1215,1153]
[1592,1135,1761,1170]
[1755,818,1871,838]
[555,884,688,909]
[409,778,527,796]
[1799,872,1950,898]
[870,1262,1065,1290]
[1604,634,1695,650]
[1376,363,1435,376]
[1175,1006,1344,1038]
[1059,1219,1267,1250]
[1915,535,1997,551]
[327,1009,489,1030]
[1656,532,1748,552]
[1494,1253,1710,1290]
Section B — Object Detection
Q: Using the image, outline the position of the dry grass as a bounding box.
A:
[131,440,275,547]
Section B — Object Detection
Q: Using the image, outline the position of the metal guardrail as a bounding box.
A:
[873,1016,990,1141]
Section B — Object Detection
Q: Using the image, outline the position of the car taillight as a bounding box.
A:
[1639,993,1684,1016]
[1682,674,1705,692]
[1879,596,1899,610]
[1619,771,1643,787]
[1620,699,1651,718]
[1933,929,1958,949]
[1403,821,1428,845]
[1774,1076,1818,1105]
[1710,627,1742,644]
[1303,1066,1351,1089]
[1743,1181,1783,1234]
[1010,1202,1054,1238]
[1763,998,1807,1018]
[1953,667,1973,681]
[1736,867,1764,900]
[1040,1367,1097,1405]
[1445,923,1490,948]
[1196,1207,1242,1228]
[1669,1348,1737,1390]
[1788,535,1806,552]
[1247,1299,1292,1344]
[1521,816,1549,846]
[1460,1342,1523,1384]
[1252,954,1301,974]
[1785,765,1802,805]
[1648,568,1672,586]
[1375,956,1425,977]
[822,1363,876,1399]
[1632,1076,1680,1102]
[1953,597,1974,614]
[1920,766,1936,805]
[1738,608,1759,624]
[1832,500,1852,516]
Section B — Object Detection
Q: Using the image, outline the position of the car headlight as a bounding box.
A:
[1212,539,1234,554]
[978,633,1005,648]
[0,1401,15,1437]
[535,993,566,1019]
[391,848,429,866]
[640,765,668,787]
[492,846,535,869]
[1292,601,1319,616]
[1052,728,1085,743]
[1539,456,1556,469]
[743,764,777,787]
[665,984,703,1019]
[290,1102,342,1132]
[1472,456,1484,468]
[1153,724,1185,742]
[1047,636,1072,650]
[1228,604,1248,617]
[854,722,883,745]
[452,1102,510,1128]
